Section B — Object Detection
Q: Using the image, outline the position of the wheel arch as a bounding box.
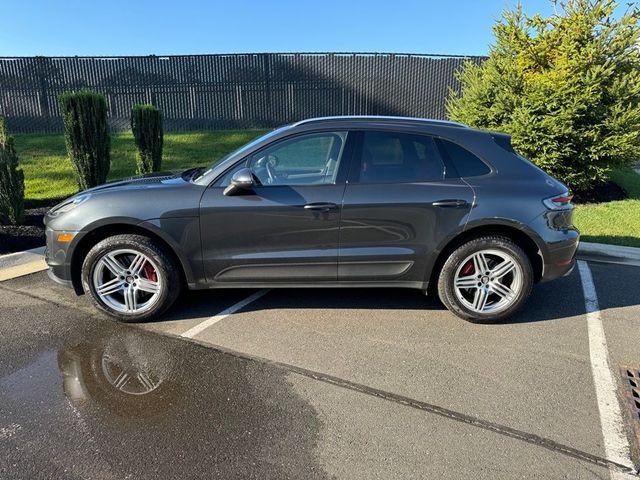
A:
[69,222,193,295]
[427,222,544,293]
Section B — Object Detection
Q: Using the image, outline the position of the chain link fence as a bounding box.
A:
[0,53,485,134]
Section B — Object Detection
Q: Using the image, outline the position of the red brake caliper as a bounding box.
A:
[461,260,474,276]
[142,262,157,282]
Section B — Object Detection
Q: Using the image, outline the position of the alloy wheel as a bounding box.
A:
[92,249,162,315]
[453,249,523,314]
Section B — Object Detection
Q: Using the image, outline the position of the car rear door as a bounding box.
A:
[338,130,474,288]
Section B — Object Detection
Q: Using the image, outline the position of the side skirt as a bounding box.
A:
[188,280,428,291]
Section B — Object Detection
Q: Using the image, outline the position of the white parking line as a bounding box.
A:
[577,260,635,478]
[180,289,270,339]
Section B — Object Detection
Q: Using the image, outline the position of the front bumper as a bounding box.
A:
[45,227,81,290]
[47,266,73,288]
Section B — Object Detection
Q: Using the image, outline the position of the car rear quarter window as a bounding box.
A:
[437,139,491,178]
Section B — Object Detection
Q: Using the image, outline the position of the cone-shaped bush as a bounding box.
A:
[131,104,163,175]
[60,90,111,190]
[447,0,640,192]
[0,116,25,225]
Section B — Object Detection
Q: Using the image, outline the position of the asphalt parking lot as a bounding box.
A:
[1,260,639,479]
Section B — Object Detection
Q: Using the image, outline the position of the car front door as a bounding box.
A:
[338,130,475,288]
[200,131,353,285]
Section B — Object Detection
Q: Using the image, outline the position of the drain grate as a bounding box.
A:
[620,366,640,454]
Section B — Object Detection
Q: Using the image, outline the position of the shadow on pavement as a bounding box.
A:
[588,262,640,311]
[159,268,599,326]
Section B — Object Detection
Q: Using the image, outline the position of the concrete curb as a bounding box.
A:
[0,246,47,282]
[577,242,640,268]
[0,246,45,267]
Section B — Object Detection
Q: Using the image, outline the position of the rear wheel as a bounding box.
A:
[437,236,533,323]
[81,234,181,322]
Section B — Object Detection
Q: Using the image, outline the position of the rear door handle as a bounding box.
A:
[431,199,469,208]
[304,202,338,212]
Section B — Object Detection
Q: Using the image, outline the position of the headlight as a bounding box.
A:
[48,194,91,217]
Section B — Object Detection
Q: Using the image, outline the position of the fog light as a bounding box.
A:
[57,232,76,243]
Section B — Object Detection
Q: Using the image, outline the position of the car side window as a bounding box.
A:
[436,139,491,178]
[355,131,444,184]
[246,132,348,186]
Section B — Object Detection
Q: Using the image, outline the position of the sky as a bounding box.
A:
[0,0,557,57]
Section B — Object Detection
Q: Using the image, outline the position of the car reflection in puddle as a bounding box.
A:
[58,331,179,419]
[1,326,330,479]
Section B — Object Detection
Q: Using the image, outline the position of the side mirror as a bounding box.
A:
[223,168,257,196]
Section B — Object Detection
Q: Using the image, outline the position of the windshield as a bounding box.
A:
[192,127,290,182]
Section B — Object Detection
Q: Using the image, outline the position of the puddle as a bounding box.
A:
[0,319,330,479]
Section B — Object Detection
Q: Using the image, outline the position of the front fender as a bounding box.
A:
[63,216,203,293]
[137,218,203,287]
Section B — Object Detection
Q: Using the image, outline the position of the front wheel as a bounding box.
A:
[437,236,533,323]
[81,234,182,322]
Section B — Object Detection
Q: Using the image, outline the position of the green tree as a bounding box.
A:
[447,0,640,192]
[131,104,164,174]
[0,116,25,225]
[60,90,111,190]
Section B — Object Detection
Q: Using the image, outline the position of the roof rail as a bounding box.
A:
[292,115,469,128]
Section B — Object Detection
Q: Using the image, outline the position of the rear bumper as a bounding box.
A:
[539,233,580,282]
[525,207,580,283]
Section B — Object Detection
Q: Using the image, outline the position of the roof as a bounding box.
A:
[292,115,469,129]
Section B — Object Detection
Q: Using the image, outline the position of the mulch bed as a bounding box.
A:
[0,200,60,255]
[573,180,628,204]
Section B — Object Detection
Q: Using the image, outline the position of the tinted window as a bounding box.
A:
[437,139,490,178]
[249,132,347,186]
[356,132,443,184]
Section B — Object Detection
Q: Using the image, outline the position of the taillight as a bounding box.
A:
[543,193,574,210]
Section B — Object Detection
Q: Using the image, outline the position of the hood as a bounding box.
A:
[47,171,192,217]
[74,170,199,198]
[84,171,179,193]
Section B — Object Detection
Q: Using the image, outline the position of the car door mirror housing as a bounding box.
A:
[224,168,257,196]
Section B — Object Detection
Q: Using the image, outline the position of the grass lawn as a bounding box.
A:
[15,129,268,202]
[12,130,640,247]
[573,168,640,248]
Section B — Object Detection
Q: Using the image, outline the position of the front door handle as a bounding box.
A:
[431,199,469,208]
[304,202,338,212]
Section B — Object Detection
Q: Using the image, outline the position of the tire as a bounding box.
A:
[437,236,533,323]
[81,234,182,322]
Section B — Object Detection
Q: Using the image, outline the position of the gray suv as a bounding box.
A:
[45,116,579,323]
